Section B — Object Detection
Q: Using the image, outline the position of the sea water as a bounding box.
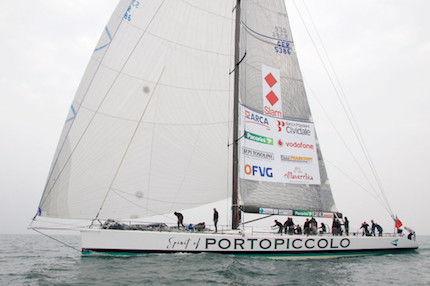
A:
[1,234,429,285]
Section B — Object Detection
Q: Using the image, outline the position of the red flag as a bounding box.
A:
[395,219,403,229]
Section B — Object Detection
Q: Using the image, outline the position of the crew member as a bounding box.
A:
[213,208,219,232]
[174,212,185,229]
[273,220,283,233]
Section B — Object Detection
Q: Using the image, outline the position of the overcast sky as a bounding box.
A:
[1,1,429,235]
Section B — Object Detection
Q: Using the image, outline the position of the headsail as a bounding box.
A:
[38,0,236,220]
[236,0,338,215]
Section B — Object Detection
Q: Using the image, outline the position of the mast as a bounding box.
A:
[232,0,241,230]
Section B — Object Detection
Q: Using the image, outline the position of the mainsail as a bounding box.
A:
[236,0,337,215]
[38,0,235,220]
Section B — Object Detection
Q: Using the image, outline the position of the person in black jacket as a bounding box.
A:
[174,212,185,229]
[283,217,295,234]
[343,217,349,236]
[361,221,370,236]
[304,219,310,235]
[273,220,283,233]
[213,208,219,232]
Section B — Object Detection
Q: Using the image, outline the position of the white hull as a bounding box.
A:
[81,229,418,257]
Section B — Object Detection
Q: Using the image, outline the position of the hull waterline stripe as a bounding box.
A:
[82,247,418,255]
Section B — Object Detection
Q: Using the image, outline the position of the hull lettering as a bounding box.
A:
[203,237,351,251]
[292,239,302,249]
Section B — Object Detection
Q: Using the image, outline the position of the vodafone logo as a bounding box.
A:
[262,65,283,118]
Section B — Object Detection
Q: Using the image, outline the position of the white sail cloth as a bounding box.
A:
[38,0,235,219]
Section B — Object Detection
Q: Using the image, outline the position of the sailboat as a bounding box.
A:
[31,0,417,257]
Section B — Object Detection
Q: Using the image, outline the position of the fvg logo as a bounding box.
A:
[244,164,273,178]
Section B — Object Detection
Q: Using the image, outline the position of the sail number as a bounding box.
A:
[275,41,291,55]
[124,0,140,22]
[273,26,288,41]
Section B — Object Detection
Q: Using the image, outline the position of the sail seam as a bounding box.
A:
[111,188,213,206]
[94,66,167,220]
[180,0,235,20]
[37,1,132,213]
[91,60,231,92]
[72,103,230,125]
[241,20,293,43]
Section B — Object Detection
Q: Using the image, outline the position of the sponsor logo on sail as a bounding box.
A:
[323,213,334,218]
[243,147,274,160]
[284,172,314,181]
[277,120,311,136]
[280,154,313,163]
[262,65,283,118]
[278,209,294,215]
[293,210,313,217]
[244,164,273,178]
[284,141,314,149]
[259,208,278,215]
[245,110,270,129]
[245,131,273,145]
[284,167,314,182]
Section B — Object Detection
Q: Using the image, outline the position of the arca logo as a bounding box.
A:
[245,110,270,129]
[244,164,273,178]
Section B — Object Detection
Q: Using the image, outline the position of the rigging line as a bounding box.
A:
[227,133,245,147]
[324,159,392,215]
[30,218,90,228]
[305,82,379,194]
[292,1,394,215]
[94,66,166,221]
[241,214,273,225]
[307,84,392,214]
[39,0,167,211]
[169,86,217,211]
[229,51,247,74]
[32,229,81,252]
[36,1,131,213]
[300,1,393,214]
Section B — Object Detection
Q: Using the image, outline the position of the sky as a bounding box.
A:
[1,1,429,236]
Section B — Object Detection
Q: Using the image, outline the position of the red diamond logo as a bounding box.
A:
[266,90,279,106]
[265,73,277,88]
